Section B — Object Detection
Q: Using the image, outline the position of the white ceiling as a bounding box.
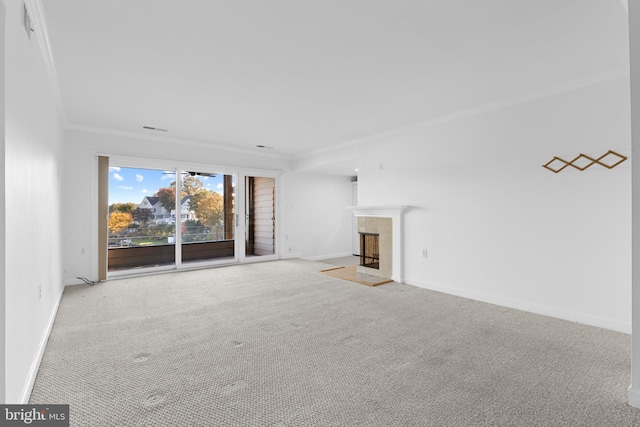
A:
[40,0,628,171]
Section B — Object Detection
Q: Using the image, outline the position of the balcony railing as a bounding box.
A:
[108,224,228,247]
[108,240,235,271]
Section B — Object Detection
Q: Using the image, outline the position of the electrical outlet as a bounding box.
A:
[421,248,428,258]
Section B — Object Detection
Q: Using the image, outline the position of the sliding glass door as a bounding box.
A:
[107,167,177,272]
[179,171,236,266]
[103,157,277,276]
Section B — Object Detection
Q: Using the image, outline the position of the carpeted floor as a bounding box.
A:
[30,259,640,426]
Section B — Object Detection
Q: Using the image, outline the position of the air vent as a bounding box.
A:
[23,2,33,40]
[142,126,168,132]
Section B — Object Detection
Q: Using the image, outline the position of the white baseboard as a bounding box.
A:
[65,278,93,286]
[19,284,65,404]
[304,252,353,262]
[629,386,640,408]
[404,277,631,334]
[280,252,303,259]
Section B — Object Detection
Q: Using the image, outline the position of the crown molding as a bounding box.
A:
[66,124,291,161]
[346,206,408,217]
[295,66,630,163]
[24,0,68,126]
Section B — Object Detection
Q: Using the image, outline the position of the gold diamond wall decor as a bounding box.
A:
[542,156,572,173]
[543,150,627,173]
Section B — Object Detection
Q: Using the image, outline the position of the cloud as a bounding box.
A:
[117,186,133,190]
[109,167,121,172]
[141,189,148,194]
[136,174,144,182]
[216,183,224,189]
[161,172,174,181]
[112,173,124,181]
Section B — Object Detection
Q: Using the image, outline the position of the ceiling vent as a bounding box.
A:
[142,126,168,132]
[22,3,33,40]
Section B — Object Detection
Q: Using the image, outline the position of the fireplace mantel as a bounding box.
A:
[346,206,407,217]
[346,206,407,283]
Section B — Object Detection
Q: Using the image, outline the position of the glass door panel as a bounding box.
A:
[180,171,236,264]
[105,162,278,274]
[107,167,176,272]
[245,176,275,257]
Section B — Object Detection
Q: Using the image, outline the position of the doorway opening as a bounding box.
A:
[245,176,275,257]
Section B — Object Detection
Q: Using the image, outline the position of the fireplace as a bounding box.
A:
[356,217,391,279]
[347,206,407,283]
[359,232,380,269]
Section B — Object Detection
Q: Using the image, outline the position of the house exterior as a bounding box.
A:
[138,196,166,222]
[138,195,195,223]
[175,195,196,223]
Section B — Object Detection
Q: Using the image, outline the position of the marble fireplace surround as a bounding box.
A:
[347,206,407,283]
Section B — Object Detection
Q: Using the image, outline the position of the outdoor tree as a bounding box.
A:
[183,219,203,242]
[109,212,133,234]
[109,202,135,213]
[132,207,153,224]
[156,187,176,211]
[182,175,205,196]
[189,189,210,220]
[197,192,224,228]
[169,175,204,196]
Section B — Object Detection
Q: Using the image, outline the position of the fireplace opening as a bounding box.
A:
[360,232,380,269]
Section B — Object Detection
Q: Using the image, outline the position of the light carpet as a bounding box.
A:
[30,259,640,426]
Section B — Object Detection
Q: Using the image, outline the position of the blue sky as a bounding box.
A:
[109,167,226,205]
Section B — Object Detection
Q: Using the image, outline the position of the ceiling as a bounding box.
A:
[39,0,628,170]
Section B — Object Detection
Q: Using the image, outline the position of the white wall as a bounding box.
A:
[4,0,65,402]
[357,76,631,332]
[0,0,6,405]
[280,172,353,260]
[628,0,640,408]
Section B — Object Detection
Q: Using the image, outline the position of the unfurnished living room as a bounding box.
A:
[4,0,640,426]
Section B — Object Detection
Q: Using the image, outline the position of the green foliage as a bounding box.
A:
[183,219,204,242]
[109,202,135,214]
[132,207,153,224]
[189,190,209,221]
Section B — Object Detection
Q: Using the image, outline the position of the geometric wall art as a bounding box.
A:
[542,150,628,173]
